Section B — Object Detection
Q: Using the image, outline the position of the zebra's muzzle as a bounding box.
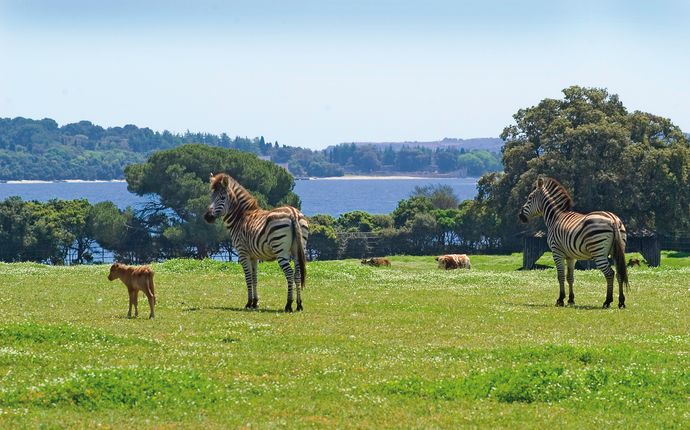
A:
[519,213,528,223]
[203,211,216,224]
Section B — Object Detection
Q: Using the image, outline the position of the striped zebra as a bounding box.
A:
[203,173,309,312]
[519,177,629,308]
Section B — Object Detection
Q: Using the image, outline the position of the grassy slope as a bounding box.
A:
[0,253,688,429]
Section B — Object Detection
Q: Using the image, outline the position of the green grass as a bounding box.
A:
[0,254,688,429]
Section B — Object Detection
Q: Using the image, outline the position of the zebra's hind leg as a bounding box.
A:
[566,258,576,305]
[277,257,295,312]
[553,254,566,307]
[239,255,254,309]
[250,258,259,309]
[596,257,615,308]
[294,258,303,312]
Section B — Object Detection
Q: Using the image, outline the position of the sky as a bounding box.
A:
[1,0,689,149]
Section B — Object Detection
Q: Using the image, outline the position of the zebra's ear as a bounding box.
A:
[220,174,230,188]
[209,172,214,180]
[537,176,544,188]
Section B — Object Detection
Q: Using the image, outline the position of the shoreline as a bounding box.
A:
[315,175,477,180]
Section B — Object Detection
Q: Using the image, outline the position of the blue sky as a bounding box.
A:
[1,1,689,148]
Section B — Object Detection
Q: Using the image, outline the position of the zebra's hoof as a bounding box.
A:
[602,302,611,309]
[251,298,259,309]
[284,301,293,313]
[296,302,303,312]
[245,301,253,309]
[567,299,575,306]
[555,299,565,307]
[618,302,626,309]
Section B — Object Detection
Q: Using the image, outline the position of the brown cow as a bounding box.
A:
[107,262,156,319]
[627,258,641,267]
[435,254,471,270]
[361,257,391,267]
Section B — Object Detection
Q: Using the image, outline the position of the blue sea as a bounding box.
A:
[0,177,479,216]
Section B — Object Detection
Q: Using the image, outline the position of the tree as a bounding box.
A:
[0,197,33,262]
[408,213,439,255]
[305,214,339,260]
[306,223,339,260]
[474,85,690,248]
[46,199,95,264]
[395,147,432,172]
[0,197,99,264]
[457,153,485,176]
[391,196,434,228]
[435,148,460,173]
[352,145,381,172]
[124,144,300,259]
[382,145,396,166]
[337,211,375,232]
[90,201,129,252]
[433,208,462,249]
[412,184,459,209]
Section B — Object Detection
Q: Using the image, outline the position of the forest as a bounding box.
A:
[0,117,501,180]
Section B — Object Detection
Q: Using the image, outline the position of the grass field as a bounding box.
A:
[0,252,688,429]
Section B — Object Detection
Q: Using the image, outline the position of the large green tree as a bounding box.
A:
[124,144,300,259]
[477,85,690,247]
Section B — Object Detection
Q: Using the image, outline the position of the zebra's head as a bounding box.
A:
[204,173,230,224]
[519,177,545,223]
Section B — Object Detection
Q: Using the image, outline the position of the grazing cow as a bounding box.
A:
[107,262,156,319]
[361,257,391,267]
[627,258,641,267]
[435,254,471,270]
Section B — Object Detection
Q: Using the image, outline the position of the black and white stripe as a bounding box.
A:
[204,173,309,312]
[519,177,629,308]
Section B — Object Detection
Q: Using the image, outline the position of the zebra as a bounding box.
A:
[203,173,309,312]
[519,176,629,308]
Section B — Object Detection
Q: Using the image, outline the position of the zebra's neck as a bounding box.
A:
[540,192,565,226]
[222,185,261,236]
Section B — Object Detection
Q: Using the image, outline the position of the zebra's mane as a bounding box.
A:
[210,173,261,212]
[540,177,573,211]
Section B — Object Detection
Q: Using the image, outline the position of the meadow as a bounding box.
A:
[0,252,688,429]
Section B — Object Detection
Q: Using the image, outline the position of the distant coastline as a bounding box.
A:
[316,174,479,180]
[2,176,483,183]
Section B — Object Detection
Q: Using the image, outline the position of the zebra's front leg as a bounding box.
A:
[596,257,615,308]
[294,258,303,312]
[277,257,295,312]
[250,258,259,309]
[553,254,566,307]
[566,258,576,305]
[238,255,254,309]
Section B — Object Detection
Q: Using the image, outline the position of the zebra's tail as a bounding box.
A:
[291,213,307,289]
[612,225,629,292]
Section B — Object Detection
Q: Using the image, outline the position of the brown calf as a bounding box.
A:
[107,262,156,319]
[435,254,471,270]
[361,257,391,267]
